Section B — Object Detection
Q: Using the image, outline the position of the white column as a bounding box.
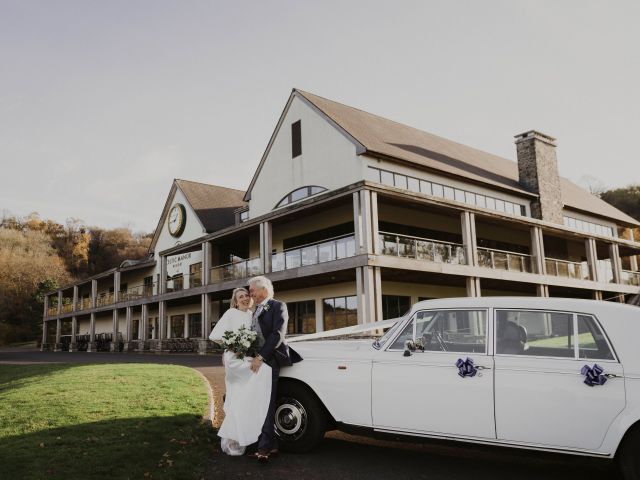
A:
[183,314,189,339]
[114,271,121,302]
[315,297,324,333]
[166,315,172,339]
[57,290,63,316]
[158,301,166,340]
[359,190,372,254]
[141,304,149,340]
[370,191,380,255]
[361,266,377,323]
[73,286,79,312]
[461,211,478,267]
[54,319,62,351]
[202,242,211,285]
[466,277,481,297]
[71,316,77,349]
[530,226,546,275]
[373,266,383,321]
[91,280,98,308]
[536,284,550,297]
[41,320,48,350]
[585,238,599,282]
[610,243,622,284]
[630,254,638,272]
[201,293,210,338]
[593,290,603,301]
[88,313,96,352]
[160,256,167,294]
[43,295,49,318]
[110,309,119,351]
[355,267,364,325]
[353,192,362,254]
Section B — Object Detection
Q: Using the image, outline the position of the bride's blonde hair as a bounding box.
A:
[230,287,250,309]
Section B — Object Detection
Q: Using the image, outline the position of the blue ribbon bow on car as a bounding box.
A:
[456,357,477,378]
[581,364,607,387]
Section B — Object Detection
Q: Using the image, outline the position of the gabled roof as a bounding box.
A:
[149,179,246,253]
[246,89,637,226]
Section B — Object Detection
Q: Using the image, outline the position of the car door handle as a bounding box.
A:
[475,365,491,370]
[604,373,621,379]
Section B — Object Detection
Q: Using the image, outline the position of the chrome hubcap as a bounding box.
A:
[275,398,307,440]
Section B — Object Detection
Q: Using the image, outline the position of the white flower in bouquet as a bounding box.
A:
[221,326,259,359]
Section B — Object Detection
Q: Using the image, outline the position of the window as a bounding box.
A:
[189,313,202,338]
[382,295,411,320]
[132,319,140,340]
[143,276,154,296]
[287,300,316,334]
[390,309,487,353]
[367,167,381,182]
[454,189,466,203]
[420,180,432,195]
[275,186,328,208]
[394,173,408,189]
[496,310,574,357]
[380,170,394,186]
[170,315,185,338]
[323,296,357,331]
[577,315,614,360]
[189,263,202,288]
[292,120,301,158]
[432,183,444,197]
[407,177,420,193]
[239,210,249,222]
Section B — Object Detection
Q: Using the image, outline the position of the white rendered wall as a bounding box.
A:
[249,95,363,218]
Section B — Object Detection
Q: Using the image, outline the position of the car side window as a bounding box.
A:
[496,310,574,358]
[577,315,614,361]
[389,310,487,353]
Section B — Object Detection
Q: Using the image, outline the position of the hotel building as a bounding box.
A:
[41,89,640,353]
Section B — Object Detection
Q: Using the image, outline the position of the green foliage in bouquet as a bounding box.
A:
[221,326,259,359]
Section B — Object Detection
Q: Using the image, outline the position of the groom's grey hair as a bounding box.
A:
[248,275,274,299]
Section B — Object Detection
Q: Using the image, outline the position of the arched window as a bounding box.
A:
[275,186,327,208]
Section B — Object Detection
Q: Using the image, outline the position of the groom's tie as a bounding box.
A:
[252,304,263,334]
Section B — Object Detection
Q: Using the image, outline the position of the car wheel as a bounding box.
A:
[275,382,327,453]
[619,426,640,480]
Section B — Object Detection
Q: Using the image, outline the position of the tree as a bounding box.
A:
[600,185,640,223]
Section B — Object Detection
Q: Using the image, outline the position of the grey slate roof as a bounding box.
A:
[296,89,639,226]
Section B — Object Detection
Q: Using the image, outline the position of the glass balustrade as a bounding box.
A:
[621,270,640,286]
[379,232,466,265]
[209,257,263,283]
[477,247,532,273]
[545,258,589,280]
[271,235,356,272]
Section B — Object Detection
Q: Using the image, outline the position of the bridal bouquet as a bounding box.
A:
[221,326,258,359]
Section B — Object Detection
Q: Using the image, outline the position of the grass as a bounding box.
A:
[0,363,216,480]
[528,332,596,349]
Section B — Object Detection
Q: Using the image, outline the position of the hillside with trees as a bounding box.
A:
[0,212,151,345]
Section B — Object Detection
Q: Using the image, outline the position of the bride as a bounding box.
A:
[209,287,272,456]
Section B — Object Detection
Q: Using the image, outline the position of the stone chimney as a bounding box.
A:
[515,130,563,224]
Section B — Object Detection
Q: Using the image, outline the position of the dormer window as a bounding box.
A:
[276,186,327,208]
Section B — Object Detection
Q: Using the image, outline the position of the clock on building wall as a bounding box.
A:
[168,203,186,237]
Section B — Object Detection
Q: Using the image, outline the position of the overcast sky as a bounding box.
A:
[1,0,638,232]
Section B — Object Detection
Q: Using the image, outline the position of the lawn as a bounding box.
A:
[0,363,216,479]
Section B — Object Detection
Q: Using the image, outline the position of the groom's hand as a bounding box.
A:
[250,356,263,373]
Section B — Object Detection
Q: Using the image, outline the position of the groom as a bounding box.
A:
[248,275,288,462]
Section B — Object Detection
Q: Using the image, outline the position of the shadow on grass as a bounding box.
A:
[0,364,80,393]
[0,415,217,480]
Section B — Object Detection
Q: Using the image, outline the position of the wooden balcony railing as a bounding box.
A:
[47,306,57,316]
[545,258,589,280]
[79,298,93,310]
[477,247,532,273]
[379,232,466,265]
[96,292,115,307]
[119,283,156,301]
[272,234,356,272]
[61,302,74,313]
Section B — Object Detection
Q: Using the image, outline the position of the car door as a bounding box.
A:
[493,309,625,451]
[372,308,496,440]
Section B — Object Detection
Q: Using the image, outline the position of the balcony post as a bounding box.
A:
[199,293,210,354]
[160,256,167,294]
[630,254,638,272]
[40,319,48,351]
[374,266,383,321]
[355,267,364,325]
[536,284,549,297]
[460,211,478,267]
[361,190,373,254]
[202,242,211,285]
[157,300,166,351]
[123,306,133,351]
[260,222,273,274]
[91,279,98,308]
[466,277,481,297]
[114,271,121,303]
[57,290,63,316]
[54,318,62,352]
[592,290,603,301]
[585,238,599,282]
[69,316,77,352]
[88,313,96,352]
[353,192,363,254]
[43,295,49,319]
[315,298,324,333]
[530,226,546,275]
[141,303,149,341]
[609,243,622,284]
[371,191,380,254]
[110,309,119,352]
[73,286,79,312]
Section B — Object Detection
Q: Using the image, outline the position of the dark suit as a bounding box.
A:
[257,299,288,451]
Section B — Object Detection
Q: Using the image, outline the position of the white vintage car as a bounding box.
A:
[276,297,640,479]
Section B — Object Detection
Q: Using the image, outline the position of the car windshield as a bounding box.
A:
[372,317,405,349]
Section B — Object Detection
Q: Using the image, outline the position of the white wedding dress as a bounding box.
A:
[209,308,272,455]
